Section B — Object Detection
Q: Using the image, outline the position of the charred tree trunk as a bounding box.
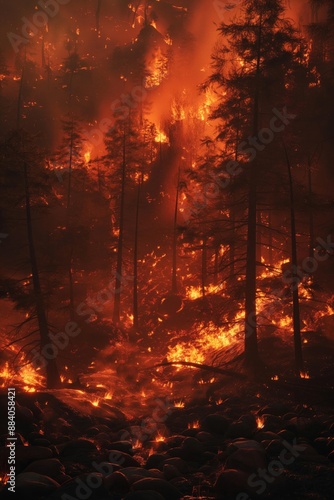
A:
[268,210,273,266]
[171,164,181,294]
[133,174,142,332]
[113,128,126,323]
[24,162,61,389]
[96,0,102,33]
[307,157,315,259]
[67,120,75,321]
[283,143,304,374]
[244,16,262,370]
[201,233,207,297]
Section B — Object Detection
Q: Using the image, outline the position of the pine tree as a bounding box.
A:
[206,0,304,372]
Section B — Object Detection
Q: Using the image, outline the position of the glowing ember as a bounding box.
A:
[91,399,100,407]
[188,420,200,429]
[155,432,165,442]
[271,375,279,381]
[173,400,185,408]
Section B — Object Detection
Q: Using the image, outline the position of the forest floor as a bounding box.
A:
[0,330,333,500]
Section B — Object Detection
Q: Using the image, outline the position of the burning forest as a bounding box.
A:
[0,0,334,499]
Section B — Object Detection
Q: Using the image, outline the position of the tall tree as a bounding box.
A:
[206,0,303,372]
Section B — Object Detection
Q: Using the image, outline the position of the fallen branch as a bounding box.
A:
[146,361,246,379]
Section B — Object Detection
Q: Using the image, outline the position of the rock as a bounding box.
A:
[23,458,64,479]
[261,413,282,432]
[313,437,330,455]
[169,476,191,495]
[259,403,291,416]
[32,438,52,447]
[163,464,182,480]
[181,436,203,454]
[86,426,100,437]
[14,472,59,497]
[59,438,97,456]
[225,448,267,473]
[202,414,230,435]
[0,445,53,468]
[225,421,253,439]
[214,468,250,496]
[133,478,182,499]
[121,467,163,485]
[104,471,130,494]
[110,440,133,454]
[166,435,185,448]
[277,429,295,442]
[163,457,188,474]
[124,491,165,500]
[46,473,108,500]
[230,439,266,453]
[145,453,167,470]
[265,439,287,456]
[107,449,140,467]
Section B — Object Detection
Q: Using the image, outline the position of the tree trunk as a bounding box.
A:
[307,158,315,259]
[244,15,262,369]
[283,143,304,374]
[133,174,142,331]
[201,233,207,297]
[24,162,61,389]
[67,120,75,321]
[172,164,181,294]
[113,128,126,323]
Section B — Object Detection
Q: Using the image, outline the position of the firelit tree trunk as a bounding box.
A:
[133,174,142,332]
[113,129,126,324]
[284,143,304,374]
[244,15,262,370]
[67,120,75,322]
[171,164,181,294]
[23,162,61,389]
[201,233,207,298]
[307,157,315,259]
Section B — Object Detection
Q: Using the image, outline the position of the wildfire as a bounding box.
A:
[84,148,91,164]
[0,361,44,392]
[155,129,169,143]
[167,320,242,367]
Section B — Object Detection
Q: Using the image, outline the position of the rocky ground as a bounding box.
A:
[0,375,333,500]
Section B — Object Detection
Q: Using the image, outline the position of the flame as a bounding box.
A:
[174,400,185,408]
[300,371,310,379]
[167,320,242,366]
[256,416,265,429]
[155,432,165,442]
[188,420,200,429]
[145,47,168,88]
[171,97,186,122]
[155,129,169,143]
[84,148,91,164]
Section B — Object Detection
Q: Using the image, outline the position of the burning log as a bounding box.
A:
[148,361,246,379]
